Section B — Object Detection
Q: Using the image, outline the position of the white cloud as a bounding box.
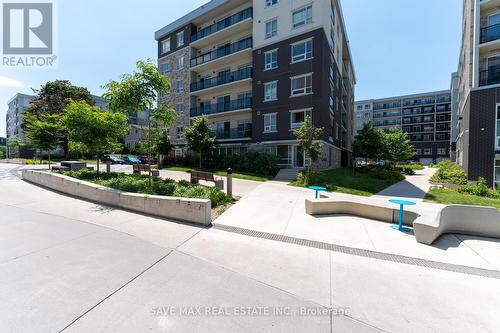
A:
[0,76,23,88]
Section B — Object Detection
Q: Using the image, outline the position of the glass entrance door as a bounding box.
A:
[294,146,304,168]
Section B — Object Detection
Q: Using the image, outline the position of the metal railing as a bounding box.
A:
[190,98,252,117]
[481,23,500,44]
[191,8,253,42]
[190,37,252,67]
[479,65,500,86]
[210,127,252,140]
[190,67,253,92]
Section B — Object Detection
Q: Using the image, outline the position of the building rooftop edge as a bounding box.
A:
[355,89,451,104]
[154,0,229,41]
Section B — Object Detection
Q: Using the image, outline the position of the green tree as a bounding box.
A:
[63,100,129,172]
[184,116,216,168]
[381,129,415,165]
[23,80,95,157]
[6,137,23,158]
[103,59,177,177]
[293,116,324,184]
[352,123,384,161]
[23,113,63,168]
[0,146,5,159]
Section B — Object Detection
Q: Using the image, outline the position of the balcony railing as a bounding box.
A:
[191,37,252,67]
[190,67,253,92]
[211,127,252,140]
[479,65,500,86]
[481,23,500,44]
[190,98,252,117]
[191,8,253,43]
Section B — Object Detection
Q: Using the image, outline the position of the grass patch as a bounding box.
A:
[291,167,404,197]
[425,188,500,209]
[161,166,271,182]
[55,169,233,207]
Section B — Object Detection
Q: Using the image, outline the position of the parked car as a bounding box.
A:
[101,155,125,164]
[122,156,142,165]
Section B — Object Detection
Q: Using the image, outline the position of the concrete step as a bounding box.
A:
[273,169,301,182]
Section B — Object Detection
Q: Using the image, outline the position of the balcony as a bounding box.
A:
[190,67,253,94]
[211,127,252,140]
[481,23,500,44]
[190,37,252,71]
[190,8,253,48]
[479,65,500,86]
[190,98,252,117]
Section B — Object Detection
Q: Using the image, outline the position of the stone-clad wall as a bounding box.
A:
[158,46,191,148]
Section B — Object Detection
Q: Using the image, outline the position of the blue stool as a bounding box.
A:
[389,199,416,233]
[308,186,327,199]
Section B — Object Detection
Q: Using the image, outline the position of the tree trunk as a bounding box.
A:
[199,152,202,169]
[97,158,100,174]
[48,152,51,170]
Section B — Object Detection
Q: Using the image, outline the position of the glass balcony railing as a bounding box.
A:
[190,67,253,92]
[481,23,500,44]
[191,8,253,43]
[190,37,252,67]
[479,65,500,86]
[210,126,252,140]
[190,98,252,117]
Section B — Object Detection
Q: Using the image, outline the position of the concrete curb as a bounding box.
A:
[21,170,212,226]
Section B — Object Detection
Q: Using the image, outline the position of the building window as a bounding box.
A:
[176,126,184,140]
[177,56,185,69]
[495,159,500,188]
[264,81,278,101]
[291,39,312,63]
[335,123,339,139]
[264,113,277,132]
[161,63,170,75]
[266,0,278,7]
[161,38,170,53]
[415,149,422,155]
[290,109,312,129]
[265,19,278,39]
[177,31,184,47]
[176,80,184,93]
[264,50,278,70]
[437,148,447,155]
[424,148,432,155]
[176,103,184,115]
[292,5,313,28]
[496,104,500,149]
[291,73,312,96]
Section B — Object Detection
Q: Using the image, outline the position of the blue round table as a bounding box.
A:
[389,199,416,232]
[308,186,327,199]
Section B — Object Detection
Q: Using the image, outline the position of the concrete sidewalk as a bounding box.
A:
[373,167,436,201]
[2,163,500,332]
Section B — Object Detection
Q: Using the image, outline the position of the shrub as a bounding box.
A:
[458,177,498,198]
[177,179,190,187]
[213,151,279,176]
[430,161,467,185]
[396,165,416,176]
[358,165,405,182]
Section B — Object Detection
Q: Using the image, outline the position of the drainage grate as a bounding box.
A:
[212,224,500,280]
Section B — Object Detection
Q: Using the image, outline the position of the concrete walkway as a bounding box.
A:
[373,167,436,201]
[2,163,500,332]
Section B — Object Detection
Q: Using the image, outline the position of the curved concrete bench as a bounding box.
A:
[413,205,500,245]
[305,199,419,226]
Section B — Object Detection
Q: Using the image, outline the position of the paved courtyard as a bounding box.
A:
[1,163,500,332]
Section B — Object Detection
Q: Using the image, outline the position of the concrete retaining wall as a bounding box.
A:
[22,170,211,225]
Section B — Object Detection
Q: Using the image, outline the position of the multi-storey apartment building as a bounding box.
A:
[456,0,500,187]
[355,90,452,165]
[6,93,107,157]
[155,0,356,169]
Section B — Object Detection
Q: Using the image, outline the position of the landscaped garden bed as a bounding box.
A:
[54,169,233,208]
[291,166,405,197]
[425,161,500,208]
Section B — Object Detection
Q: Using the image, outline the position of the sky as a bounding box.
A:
[0,0,463,137]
